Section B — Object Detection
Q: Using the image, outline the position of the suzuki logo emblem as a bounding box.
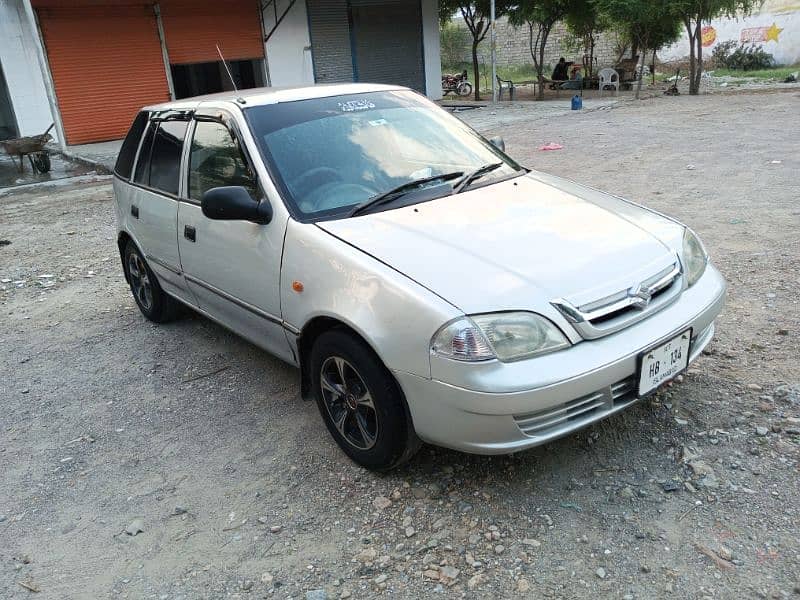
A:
[627,283,652,309]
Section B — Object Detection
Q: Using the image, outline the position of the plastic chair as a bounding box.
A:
[496,75,515,101]
[598,68,620,96]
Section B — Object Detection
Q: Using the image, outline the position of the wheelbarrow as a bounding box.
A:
[0,123,55,173]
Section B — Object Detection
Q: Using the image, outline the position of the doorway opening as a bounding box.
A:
[170,59,266,99]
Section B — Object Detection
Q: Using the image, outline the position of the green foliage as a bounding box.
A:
[508,0,576,99]
[593,0,682,55]
[507,0,573,30]
[712,42,775,70]
[674,0,763,22]
[711,39,739,67]
[565,0,611,45]
[711,64,799,78]
[440,22,471,66]
[563,0,611,77]
[438,0,514,99]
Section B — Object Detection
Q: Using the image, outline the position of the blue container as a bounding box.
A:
[571,94,583,110]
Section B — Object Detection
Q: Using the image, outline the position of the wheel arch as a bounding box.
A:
[297,314,417,442]
[298,316,371,399]
[117,230,136,284]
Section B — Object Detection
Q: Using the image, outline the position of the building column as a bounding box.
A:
[420,0,442,100]
[20,0,66,148]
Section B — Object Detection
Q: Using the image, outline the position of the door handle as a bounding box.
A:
[184,225,196,242]
[131,205,139,218]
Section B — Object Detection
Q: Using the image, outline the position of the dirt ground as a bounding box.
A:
[1,91,799,600]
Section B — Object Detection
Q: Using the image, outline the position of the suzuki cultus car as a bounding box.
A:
[113,84,726,470]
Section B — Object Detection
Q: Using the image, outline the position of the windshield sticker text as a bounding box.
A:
[338,100,376,112]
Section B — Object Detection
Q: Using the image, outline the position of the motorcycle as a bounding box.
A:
[441,70,473,97]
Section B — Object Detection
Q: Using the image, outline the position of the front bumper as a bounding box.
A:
[394,264,726,454]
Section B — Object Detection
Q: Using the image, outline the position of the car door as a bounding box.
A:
[129,114,194,306]
[177,112,293,363]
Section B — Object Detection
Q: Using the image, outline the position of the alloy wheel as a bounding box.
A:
[128,253,153,311]
[320,356,378,450]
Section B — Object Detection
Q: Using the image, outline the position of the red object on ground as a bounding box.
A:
[539,143,564,151]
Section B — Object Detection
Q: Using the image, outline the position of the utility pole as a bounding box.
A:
[490,0,497,103]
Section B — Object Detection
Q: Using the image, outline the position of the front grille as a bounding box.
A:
[588,280,674,326]
[551,262,682,340]
[514,376,638,438]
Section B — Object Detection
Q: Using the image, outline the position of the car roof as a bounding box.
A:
[142,83,407,112]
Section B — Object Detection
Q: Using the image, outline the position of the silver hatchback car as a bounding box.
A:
[113,84,726,470]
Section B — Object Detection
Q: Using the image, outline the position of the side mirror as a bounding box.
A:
[489,136,506,152]
[201,186,272,224]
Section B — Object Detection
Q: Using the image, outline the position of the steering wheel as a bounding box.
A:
[300,182,378,213]
[291,167,343,199]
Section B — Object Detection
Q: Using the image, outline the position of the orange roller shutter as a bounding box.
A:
[159,0,264,64]
[37,5,170,145]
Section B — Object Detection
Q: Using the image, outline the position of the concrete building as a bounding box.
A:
[0,0,442,147]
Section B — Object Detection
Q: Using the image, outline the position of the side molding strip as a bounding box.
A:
[146,254,182,276]
[184,273,299,334]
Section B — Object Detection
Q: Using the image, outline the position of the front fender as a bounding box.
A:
[281,220,462,378]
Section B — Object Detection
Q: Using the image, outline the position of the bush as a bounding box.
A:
[440,22,471,67]
[712,41,775,71]
[711,40,738,68]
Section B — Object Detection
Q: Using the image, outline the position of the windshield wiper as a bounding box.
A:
[451,162,504,195]
[349,171,464,217]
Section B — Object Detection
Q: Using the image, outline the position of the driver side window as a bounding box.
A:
[188,120,258,201]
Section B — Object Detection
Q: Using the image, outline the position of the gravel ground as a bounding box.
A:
[1,90,798,600]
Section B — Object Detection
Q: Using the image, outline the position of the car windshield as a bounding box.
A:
[245,90,521,220]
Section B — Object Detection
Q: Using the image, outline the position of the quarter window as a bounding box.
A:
[188,120,258,201]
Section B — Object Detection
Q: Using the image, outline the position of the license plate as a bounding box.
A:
[638,329,692,396]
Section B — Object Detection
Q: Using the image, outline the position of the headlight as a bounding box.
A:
[431,312,570,363]
[682,227,708,287]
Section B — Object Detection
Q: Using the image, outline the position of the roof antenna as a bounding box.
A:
[216,44,239,92]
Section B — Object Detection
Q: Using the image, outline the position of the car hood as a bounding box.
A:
[317,172,682,315]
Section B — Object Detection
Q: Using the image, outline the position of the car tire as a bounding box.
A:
[310,330,421,471]
[124,240,180,323]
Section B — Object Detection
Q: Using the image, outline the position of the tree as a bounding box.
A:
[508,0,574,101]
[674,0,761,95]
[564,0,611,80]
[594,0,682,98]
[439,1,511,101]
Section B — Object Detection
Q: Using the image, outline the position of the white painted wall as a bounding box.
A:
[0,0,58,141]
[661,3,800,66]
[264,0,315,87]
[421,0,442,100]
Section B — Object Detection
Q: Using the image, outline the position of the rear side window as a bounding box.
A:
[133,123,155,184]
[132,120,188,196]
[115,111,148,179]
[148,120,188,195]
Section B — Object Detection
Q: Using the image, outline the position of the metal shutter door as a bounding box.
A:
[350,0,424,92]
[36,5,170,145]
[306,0,354,83]
[159,0,264,64]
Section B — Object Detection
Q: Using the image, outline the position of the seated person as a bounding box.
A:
[560,65,583,90]
[550,58,570,88]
